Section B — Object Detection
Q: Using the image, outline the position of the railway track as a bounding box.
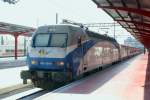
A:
[0,84,34,99]
[1,83,68,100]
[2,85,65,100]
[1,77,86,100]
[2,88,45,100]
[16,89,49,100]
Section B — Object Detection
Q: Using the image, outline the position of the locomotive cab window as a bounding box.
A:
[34,34,50,47]
[50,33,67,47]
[33,33,67,47]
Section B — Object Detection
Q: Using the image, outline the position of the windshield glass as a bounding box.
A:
[34,34,50,47]
[50,33,67,47]
[33,33,67,47]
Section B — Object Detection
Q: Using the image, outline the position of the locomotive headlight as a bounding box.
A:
[60,62,64,66]
[57,62,64,66]
[31,60,38,65]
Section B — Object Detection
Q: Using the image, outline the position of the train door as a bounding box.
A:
[82,42,88,72]
[102,42,108,65]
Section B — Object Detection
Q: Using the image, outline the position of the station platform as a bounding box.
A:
[0,56,25,62]
[0,66,28,89]
[36,53,150,100]
[0,57,26,69]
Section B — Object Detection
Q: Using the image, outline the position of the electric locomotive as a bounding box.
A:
[21,24,121,88]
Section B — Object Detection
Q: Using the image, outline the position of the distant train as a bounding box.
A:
[21,24,141,88]
[0,45,25,57]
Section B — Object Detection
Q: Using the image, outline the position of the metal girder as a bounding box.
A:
[0,30,29,37]
[0,31,12,34]
[132,32,150,39]
[136,35,150,39]
[115,19,150,28]
[124,26,150,31]
[124,27,150,35]
[126,31,150,43]
[97,6,150,18]
[115,18,150,40]
[133,31,150,35]
[125,27,145,32]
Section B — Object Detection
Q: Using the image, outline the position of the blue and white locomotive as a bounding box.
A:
[21,24,135,88]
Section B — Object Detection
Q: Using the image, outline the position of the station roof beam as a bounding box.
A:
[92,0,150,49]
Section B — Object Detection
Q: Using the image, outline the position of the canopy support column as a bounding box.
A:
[14,35,18,60]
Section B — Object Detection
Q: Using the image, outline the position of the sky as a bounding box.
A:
[0,0,133,44]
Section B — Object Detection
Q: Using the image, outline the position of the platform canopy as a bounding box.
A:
[92,0,150,49]
[0,22,35,36]
[0,22,35,59]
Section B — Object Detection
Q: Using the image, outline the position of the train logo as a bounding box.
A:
[38,49,48,56]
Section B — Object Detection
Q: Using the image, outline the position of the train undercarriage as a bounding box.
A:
[21,70,72,89]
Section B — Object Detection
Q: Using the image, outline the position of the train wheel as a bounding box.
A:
[99,67,103,71]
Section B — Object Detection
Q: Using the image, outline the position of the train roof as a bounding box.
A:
[38,24,80,29]
[35,24,82,34]
[35,24,118,43]
[86,30,118,43]
[120,44,140,49]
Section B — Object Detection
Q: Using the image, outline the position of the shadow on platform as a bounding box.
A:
[54,56,139,94]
